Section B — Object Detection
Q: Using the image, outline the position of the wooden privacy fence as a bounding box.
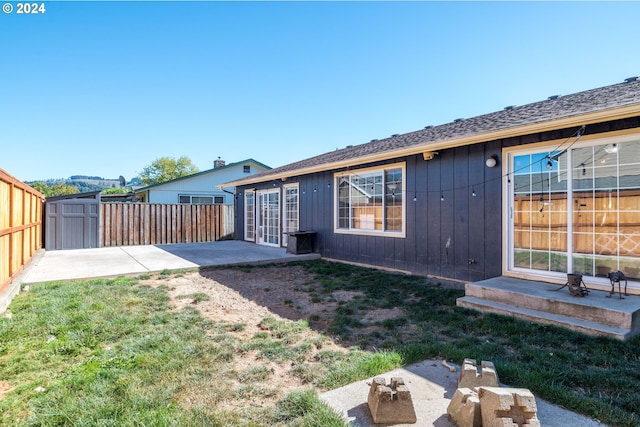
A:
[0,168,44,308]
[100,203,234,247]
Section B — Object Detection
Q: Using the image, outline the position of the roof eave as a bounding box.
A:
[227,103,640,187]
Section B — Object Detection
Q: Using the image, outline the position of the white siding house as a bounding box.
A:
[135,159,270,204]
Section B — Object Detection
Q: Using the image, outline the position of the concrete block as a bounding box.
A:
[479,387,541,427]
[367,376,417,424]
[447,387,482,427]
[458,358,500,388]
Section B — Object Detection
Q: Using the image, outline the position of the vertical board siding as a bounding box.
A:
[100,203,234,247]
[0,169,44,295]
[453,146,470,281]
[233,120,640,282]
[468,143,488,282]
[426,155,442,277]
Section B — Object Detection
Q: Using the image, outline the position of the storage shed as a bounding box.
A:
[45,191,100,250]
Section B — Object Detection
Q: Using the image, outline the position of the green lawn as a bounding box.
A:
[1,260,639,426]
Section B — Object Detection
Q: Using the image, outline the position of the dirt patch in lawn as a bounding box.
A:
[138,264,432,410]
[0,381,13,400]
[138,263,464,412]
[139,266,348,410]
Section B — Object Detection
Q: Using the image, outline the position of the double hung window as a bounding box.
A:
[335,163,405,236]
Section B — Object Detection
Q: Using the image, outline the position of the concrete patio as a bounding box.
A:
[19,240,320,284]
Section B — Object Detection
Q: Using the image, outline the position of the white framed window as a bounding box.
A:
[283,184,299,247]
[334,162,405,237]
[506,133,640,283]
[244,191,255,241]
[179,195,214,204]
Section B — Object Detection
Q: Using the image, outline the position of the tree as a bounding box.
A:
[138,156,199,186]
[30,181,50,196]
[102,187,129,195]
[30,181,79,198]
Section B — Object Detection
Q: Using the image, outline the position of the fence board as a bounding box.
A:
[100,203,234,247]
[0,169,44,310]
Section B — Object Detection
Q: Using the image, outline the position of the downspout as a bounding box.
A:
[217,185,238,240]
[216,185,236,200]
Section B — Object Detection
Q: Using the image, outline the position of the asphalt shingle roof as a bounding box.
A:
[233,78,640,185]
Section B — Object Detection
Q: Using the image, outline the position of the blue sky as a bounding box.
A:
[2,1,640,183]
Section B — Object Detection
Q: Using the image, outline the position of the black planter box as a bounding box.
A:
[286,231,316,254]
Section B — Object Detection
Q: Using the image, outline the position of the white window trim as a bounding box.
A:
[333,162,406,238]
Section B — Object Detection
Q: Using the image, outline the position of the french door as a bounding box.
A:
[508,135,640,282]
[257,189,280,247]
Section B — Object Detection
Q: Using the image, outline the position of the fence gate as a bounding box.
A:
[45,191,100,250]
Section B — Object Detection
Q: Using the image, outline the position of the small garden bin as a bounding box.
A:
[285,231,316,254]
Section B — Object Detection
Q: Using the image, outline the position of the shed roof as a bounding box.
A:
[227,77,640,187]
[46,190,102,202]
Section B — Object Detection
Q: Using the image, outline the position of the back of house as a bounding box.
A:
[225,77,640,295]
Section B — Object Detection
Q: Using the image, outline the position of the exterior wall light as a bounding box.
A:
[485,155,498,168]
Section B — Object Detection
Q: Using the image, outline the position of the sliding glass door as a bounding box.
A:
[508,136,640,282]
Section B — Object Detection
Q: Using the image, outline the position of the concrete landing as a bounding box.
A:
[320,359,606,427]
[457,276,640,340]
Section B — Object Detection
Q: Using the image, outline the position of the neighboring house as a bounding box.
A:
[225,77,640,295]
[134,159,271,204]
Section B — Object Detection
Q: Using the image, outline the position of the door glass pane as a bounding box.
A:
[572,141,640,280]
[265,192,279,245]
[245,192,254,241]
[283,186,299,246]
[512,151,568,272]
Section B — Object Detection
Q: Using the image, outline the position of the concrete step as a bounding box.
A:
[463,277,638,329]
[457,296,634,340]
[457,276,640,340]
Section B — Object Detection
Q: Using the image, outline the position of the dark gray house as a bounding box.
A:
[226,78,640,296]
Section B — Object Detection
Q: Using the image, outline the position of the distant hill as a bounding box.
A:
[26,176,141,193]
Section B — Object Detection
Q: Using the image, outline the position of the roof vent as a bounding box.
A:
[454,118,464,123]
[548,95,560,100]
[504,105,515,111]
[624,76,639,83]
[391,134,400,137]
[346,145,353,148]
[370,139,378,142]
[424,125,433,129]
